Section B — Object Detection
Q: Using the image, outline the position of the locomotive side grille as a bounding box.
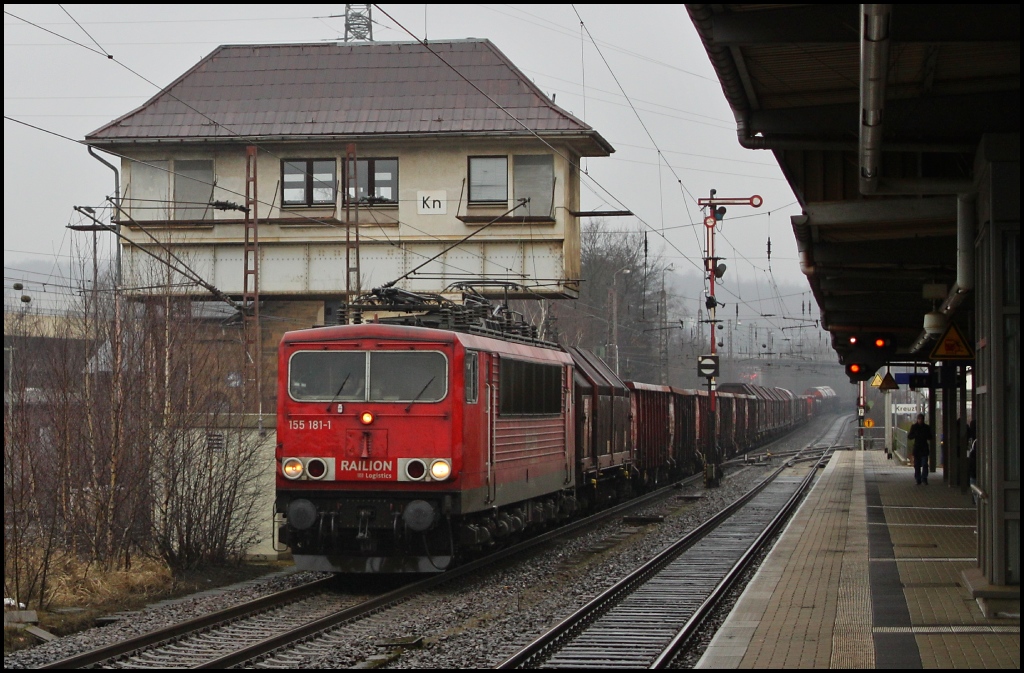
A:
[494,416,566,459]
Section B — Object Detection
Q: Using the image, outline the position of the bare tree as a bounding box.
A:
[545,220,672,382]
[4,302,61,609]
[5,244,269,605]
[149,297,265,571]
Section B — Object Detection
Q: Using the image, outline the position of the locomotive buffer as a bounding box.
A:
[697,190,762,487]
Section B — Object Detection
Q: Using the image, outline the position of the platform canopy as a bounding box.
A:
[688,4,1019,364]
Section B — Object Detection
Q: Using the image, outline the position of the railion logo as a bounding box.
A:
[338,460,393,472]
[337,459,396,480]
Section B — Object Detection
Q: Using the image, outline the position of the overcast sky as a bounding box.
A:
[4,4,819,339]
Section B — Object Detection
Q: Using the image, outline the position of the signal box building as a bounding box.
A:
[85,39,613,302]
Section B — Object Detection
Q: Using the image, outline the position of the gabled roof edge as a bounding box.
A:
[85,46,228,141]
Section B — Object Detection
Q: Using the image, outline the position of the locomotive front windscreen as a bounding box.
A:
[288,350,447,402]
[369,352,447,401]
[289,351,365,401]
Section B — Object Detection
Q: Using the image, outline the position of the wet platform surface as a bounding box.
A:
[697,449,1020,669]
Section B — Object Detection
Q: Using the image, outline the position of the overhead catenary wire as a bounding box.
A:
[3,115,548,294]
[8,7,818,344]
[369,6,810,338]
[7,10,580,289]
[12,5,706,289]
[371,6,708,282]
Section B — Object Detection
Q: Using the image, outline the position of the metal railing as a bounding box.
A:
[893,426,909,461]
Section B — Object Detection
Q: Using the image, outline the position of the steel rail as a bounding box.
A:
[37,576,337,669]
[35,474,701,669]
[37,419,833,669]
[496,415,850,669]
[650,421,849,667]
[197,471,716,668]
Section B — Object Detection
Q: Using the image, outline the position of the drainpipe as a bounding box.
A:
[956,194,976,292]
[88,146,121,285]
[909,193,977,353]
[686,5,972,156]
[859,4,891,195]
[88,145,124,463]
[858,6,973,194]
[791,215,815,277]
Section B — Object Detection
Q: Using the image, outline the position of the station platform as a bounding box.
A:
[697,449,1020,669]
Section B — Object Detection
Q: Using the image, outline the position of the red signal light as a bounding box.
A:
[849,363,862,374]
[874,338,886,348]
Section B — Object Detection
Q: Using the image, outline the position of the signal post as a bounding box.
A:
[696,190,762,487]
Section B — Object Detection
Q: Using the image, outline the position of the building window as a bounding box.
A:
[469,156,507,203]
[130,159,170,221]
[206,432,226,454]
[282,159,337,207]
[129,159,216,221]
[514,155,555,216]
[345,158,398,205]
[174,159,215,220]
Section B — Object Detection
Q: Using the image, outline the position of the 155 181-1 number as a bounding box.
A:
[288,419,332,430]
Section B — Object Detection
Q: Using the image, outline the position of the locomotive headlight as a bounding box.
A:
[405,459,426,480]
[306,458,327,480]
[282,457,304,480]
[429,459,452,481]
[360,411,375,425]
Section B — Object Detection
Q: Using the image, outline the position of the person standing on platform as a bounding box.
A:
[908,413,933,485]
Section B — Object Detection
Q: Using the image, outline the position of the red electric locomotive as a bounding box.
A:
[275,320,579,573]
[275,287,827,574]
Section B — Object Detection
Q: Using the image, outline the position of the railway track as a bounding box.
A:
[497,415,851,669]
[36,577,343,669]
[36,472,709,668]
[36,419,841,669]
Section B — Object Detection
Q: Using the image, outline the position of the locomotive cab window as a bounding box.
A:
[369,352,446,402]
[289,351,365,401]
[289,350,447,403]
[499,359,562,415]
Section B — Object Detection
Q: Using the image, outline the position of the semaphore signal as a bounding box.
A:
[695,189,762,487]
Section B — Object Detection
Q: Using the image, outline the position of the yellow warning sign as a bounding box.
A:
[870,374,883,387]
[879,372,899,391]
[930,323,975,361]
[864,418,875,428]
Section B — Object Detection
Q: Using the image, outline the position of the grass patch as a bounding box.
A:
[5,555,292,655]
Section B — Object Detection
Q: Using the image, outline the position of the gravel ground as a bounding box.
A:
[375,465,775,669]
[7,419,832,669]
[3,569,330,669]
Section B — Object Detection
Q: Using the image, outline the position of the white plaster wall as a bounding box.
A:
[117,137,583,297]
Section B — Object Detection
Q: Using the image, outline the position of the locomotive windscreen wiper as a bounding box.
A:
[325,373,351,412]
[405,376,436,413]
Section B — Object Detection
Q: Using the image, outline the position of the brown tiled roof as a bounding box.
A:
[86,39,612,154]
